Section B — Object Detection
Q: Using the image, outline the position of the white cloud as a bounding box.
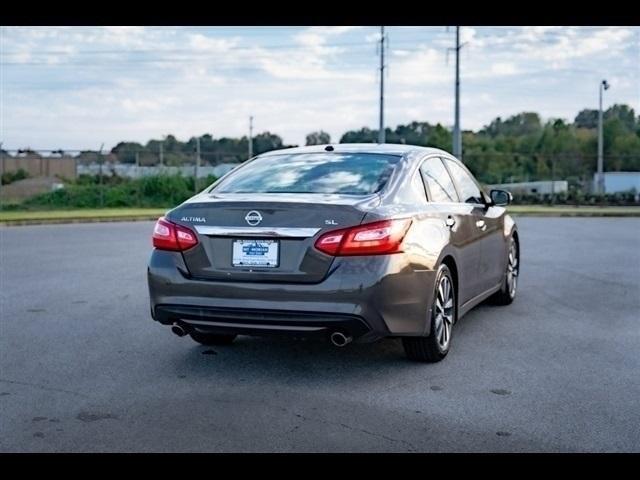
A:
[121,96,181,114]
[510,26,635,63]
[490,62,519,76]
[390,47,447,86]
[460,27,477,44]
[1,26,638,149]
[188,33,239,52]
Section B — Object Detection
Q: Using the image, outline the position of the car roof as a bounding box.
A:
[258,143,452,158]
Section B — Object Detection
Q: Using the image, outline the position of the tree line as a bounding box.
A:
[113,103,638,185]
[332,104,639,184]
[5,104,638,186]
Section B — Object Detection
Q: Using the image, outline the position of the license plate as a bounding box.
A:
[232,239,279,268]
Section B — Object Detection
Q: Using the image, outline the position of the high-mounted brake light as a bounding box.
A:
[314,218,412,256]
[152,217,199,251]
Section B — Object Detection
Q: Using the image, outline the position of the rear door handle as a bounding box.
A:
[476,220,487,231]
[445,216,456,228]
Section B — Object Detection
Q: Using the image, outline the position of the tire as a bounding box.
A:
[189,330,237,346]
[402,264,455,363]
[490,235,519,306]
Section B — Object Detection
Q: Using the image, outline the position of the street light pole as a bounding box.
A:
[597,79,609,195]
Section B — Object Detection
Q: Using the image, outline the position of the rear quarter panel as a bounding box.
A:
[361,202,453,335]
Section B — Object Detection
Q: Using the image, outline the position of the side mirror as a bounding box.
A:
[490,189,512,206]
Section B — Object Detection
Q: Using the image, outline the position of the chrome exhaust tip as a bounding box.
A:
[171,323,187,337]
[330,331,352,347]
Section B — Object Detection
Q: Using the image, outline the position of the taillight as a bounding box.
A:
[314,218,412,256]
[152,217,198,251]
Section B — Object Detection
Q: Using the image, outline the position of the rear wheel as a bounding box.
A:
[402,264,455,363]
[490,235,519,305]
[189,330,237,346]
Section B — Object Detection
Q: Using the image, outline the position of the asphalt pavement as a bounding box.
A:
[1,217,639,452]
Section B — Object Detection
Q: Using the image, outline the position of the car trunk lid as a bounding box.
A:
[167,193,377,283]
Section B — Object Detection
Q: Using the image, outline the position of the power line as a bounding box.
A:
[2,43,447,65]
[0,41,381,56]
[10,28,628,57]
[3,34,636,67]
[3,26,628,59]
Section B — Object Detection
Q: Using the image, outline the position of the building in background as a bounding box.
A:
[487,180,569,196]
[593,172,640,194]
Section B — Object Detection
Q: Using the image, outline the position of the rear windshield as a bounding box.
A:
[213,153,401,195]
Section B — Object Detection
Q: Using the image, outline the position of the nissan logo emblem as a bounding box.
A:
[245,210,263,226]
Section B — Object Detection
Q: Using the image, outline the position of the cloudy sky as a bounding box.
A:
[1,26,638,151]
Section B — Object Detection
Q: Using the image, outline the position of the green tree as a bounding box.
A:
[305,131,331,145]
[91,102,638,189]
[574,109,598,129]
[339,127,377,143]
[481,112,542,137]
[605,104,637,132]
[111,142,146,164]
[253,132,285,155]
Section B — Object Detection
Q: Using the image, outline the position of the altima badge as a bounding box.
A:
[245,210,263,226]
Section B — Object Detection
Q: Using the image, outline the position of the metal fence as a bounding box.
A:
[0,149,242,180]
[4,150,638,181]
[1,149,639,207]
[0,149,244,207]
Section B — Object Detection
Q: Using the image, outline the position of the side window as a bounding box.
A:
[420,157,458,203]
[444,159,484,204]
[411,170,428,203]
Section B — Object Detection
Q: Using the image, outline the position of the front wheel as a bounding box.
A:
[189,330,237,346]
[402,264,455,363]
[490,235,519,305]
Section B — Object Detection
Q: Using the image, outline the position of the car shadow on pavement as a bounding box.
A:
[163,334,448,388]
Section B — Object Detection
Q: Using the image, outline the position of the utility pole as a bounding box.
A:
[453,26,463,160]
[597,79,610,195]
[159,140,164,167]
[194,136,200,194]
[248,116,254,160]
[378,26,386,144]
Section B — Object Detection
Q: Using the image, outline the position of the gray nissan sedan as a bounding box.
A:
[148,144,519,362]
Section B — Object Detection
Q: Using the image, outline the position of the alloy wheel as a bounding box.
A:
[507,238,519,298]
[434,274,454,349]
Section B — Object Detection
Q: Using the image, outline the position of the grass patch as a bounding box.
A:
[508,205,640,217]
[1,204,639,226]
[0,208,168,224]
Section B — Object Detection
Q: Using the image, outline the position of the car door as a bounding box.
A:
[443,157,505,294]
[477,200,507,288]
[419,156,483,306]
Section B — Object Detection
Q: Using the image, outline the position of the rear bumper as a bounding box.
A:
[154,304,372,340]
[148,249,436,342]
